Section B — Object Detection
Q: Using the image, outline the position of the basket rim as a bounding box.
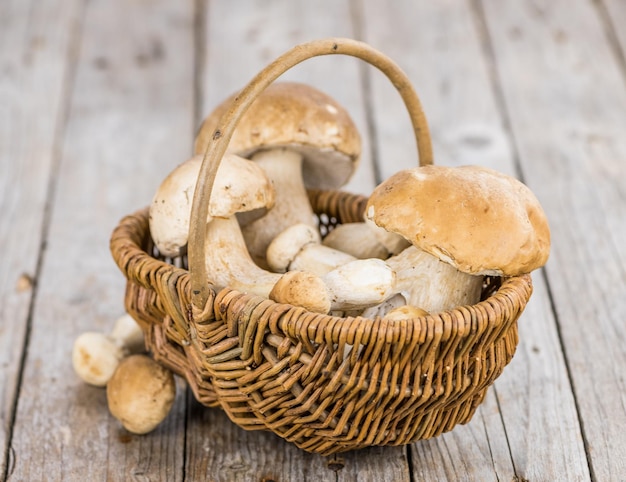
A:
[110,203,533,349]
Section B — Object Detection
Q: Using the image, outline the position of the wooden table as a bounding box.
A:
[2,1,625,480]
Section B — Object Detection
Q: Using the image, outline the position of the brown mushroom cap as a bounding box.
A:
[194,81,361,189]
[366,165,551,277]
[106,354,176,434]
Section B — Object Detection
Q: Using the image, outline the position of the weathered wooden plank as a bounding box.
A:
[185,0,409,479]
[602,0,626,62]
[480,0,626,480]
[0,0,82,477]
[185,396,336,482]
[360,0,589,480]
[492,274,590,481]
[407,391,511,482]
[7,0,196,480]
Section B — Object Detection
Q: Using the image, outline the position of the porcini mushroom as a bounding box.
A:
[366,165,550,313]
[72,314,145,387]
[321,222,400,260]
[149,153,275,258]
[207,215,395,312]
[194,82,361,267]
[186,164,325,312]
[106,354,176,434]
[268,271,332,314]
[266,223,356,276]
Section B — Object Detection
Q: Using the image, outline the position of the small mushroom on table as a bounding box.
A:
[106,354,176,434]
[72,314,145,387]
[194,81,361,268]
[366,164,551,313]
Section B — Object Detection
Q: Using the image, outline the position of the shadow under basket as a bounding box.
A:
[110,188,532,456]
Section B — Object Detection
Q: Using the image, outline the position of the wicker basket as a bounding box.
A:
[110,38,533,455]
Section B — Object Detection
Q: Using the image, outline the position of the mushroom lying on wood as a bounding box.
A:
[106,354,176,434]
[366,165,551,313]
[149,154,274,258]
[72,314,145,387]
[194,82,361,268]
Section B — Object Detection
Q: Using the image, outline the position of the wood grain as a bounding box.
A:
[601,0,626,66]
[481,0,626,479]
[0,0,82,477]
[2,1,625,480]
[7,0,196,479]
[359,0,589,479]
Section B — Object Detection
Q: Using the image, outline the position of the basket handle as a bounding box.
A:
[189,37,433,310]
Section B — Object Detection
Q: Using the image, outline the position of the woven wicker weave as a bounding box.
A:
[110,38,533,455]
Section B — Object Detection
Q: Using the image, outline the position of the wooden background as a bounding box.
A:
[2,0,625,480]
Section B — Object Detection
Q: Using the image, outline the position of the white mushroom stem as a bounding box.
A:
[353,293,408,319]
[72,314,145,387]
[266,223,356,276]
[322,222,392,260]
[322,258,396,311]
[203,216,328,314]
[205,215,284,297]
[385,246,483,313]
[207,216,396,313]
[111,314,145,354]
[240,148,316,268]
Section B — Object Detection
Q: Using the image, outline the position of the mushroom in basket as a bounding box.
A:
[365,164,551,314]
[149,153,274,258]
[194,82,361,268]
[149,153,328,313]
[149,152,395,314]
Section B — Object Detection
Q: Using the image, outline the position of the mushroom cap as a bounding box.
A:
[106,354,176,434]
[194,82,361,190]
[269,270,332,314]
[366,165,551,276]
[149,153,275,257]
[72,332,127,387]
